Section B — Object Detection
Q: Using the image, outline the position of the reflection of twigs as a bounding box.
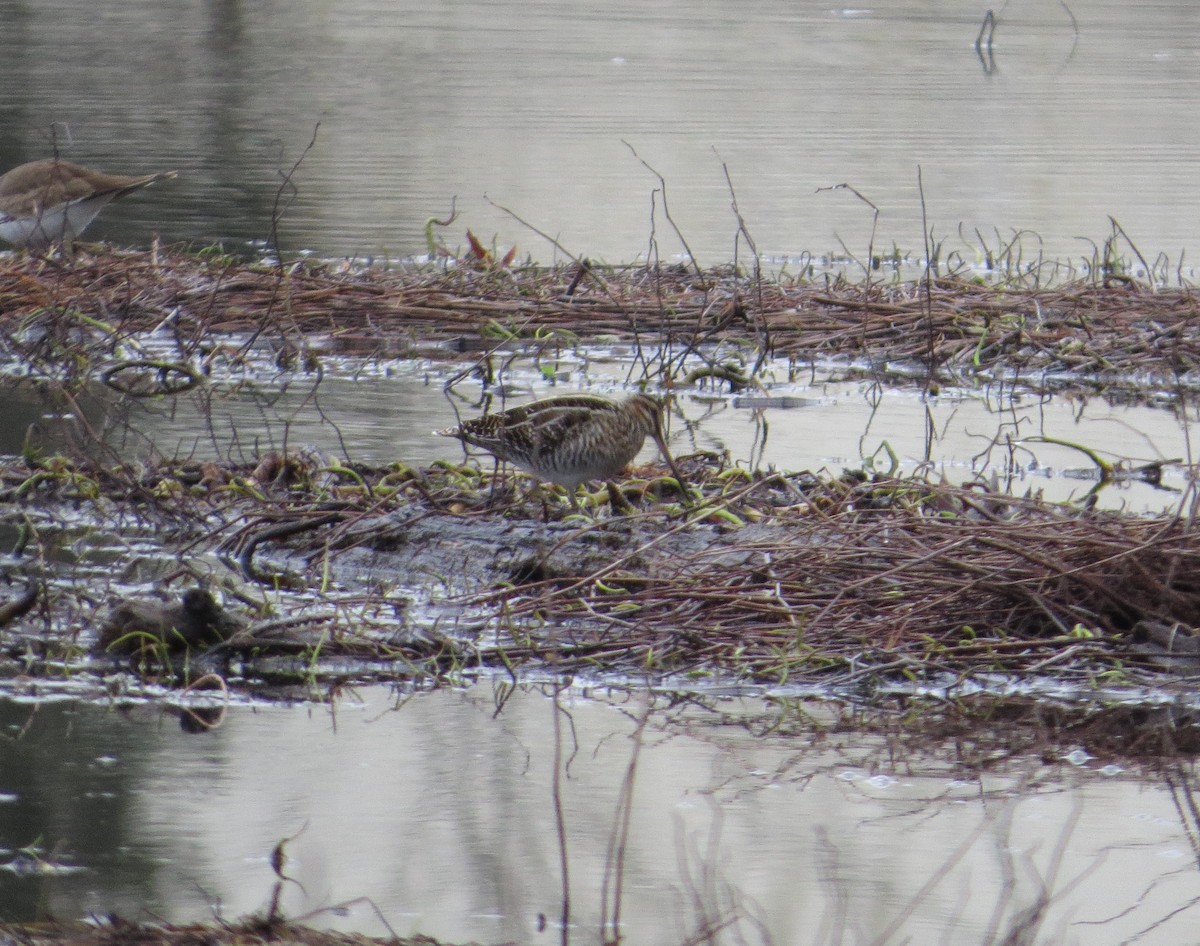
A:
[264,823,309,924]
[551,683,573,946]
[175,673,230,732]
[1017,798,1092,927]
[599,697,651,943]
[1162,764,1200,870]
[1059,0,1079,39]
[975,10,996,74]
[975,9,996,51]
[671,798,752,945]
[866,797,990,942]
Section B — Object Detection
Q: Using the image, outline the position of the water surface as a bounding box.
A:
[3,1,1200,267]
[6,354,1188,513]
[4,7,1200,940]
[1,685,1197,944]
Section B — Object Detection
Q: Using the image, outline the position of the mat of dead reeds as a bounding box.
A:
[3,246,1200,697]
[2,247,1200,397]
[0,916,453,946]
[3,449,1199,690]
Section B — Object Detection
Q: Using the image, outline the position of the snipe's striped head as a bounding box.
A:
[437,392,687,506]
[0,158,177,250]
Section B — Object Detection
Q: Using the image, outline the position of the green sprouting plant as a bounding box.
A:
[303,627,329,688]
[862,440,900,476]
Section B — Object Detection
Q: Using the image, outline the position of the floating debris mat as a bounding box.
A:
[2,248,1200,392]
[4,450,1200,687]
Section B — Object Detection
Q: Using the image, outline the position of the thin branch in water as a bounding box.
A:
[715,148,773,377]
[269,121,321,265]
[975,9,996,52]
[814,181,880,290]
[599,698,651,944]
[623,140,703,278]
[917,165,937,397]
[1108,215,1156,290]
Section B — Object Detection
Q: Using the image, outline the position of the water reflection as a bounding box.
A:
[1,685,1198,943]
[1,355,1190,513]
[3,2,1200,266]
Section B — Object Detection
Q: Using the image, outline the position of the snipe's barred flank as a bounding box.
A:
[437,393,688,509]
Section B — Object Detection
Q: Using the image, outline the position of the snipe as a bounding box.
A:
[438,392,688,510]
[0,158,176,250]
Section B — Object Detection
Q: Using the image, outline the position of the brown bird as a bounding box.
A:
[0,158,176,250]
[97,587,245,655]
[438,392,689,510]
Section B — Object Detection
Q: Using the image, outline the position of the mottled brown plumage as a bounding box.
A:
[0,158,176,250]
[97,588,245,655]
[438,393,688,509]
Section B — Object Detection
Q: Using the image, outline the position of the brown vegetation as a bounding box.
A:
[2,247,1200,695]
[1,247,1199,398]
[0,917,462,946]
[3,448,1198,688]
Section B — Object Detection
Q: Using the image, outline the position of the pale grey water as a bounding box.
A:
[2,684,1198,945]
[37,354,1198,514]
[5,3,1200,940]
[4,1,1200,267]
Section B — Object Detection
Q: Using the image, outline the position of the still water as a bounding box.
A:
[10,351,1191,514]
[5,4,1200,940]
[1,684,1198,945]
[3,1,1200,266]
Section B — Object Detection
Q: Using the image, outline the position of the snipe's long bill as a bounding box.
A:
[0,158,176,250]
[437,392,689,509]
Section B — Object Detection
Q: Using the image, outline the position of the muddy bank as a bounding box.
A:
[0,916,464,946]
[3,450,1199,695]
[3,247,1200,742]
